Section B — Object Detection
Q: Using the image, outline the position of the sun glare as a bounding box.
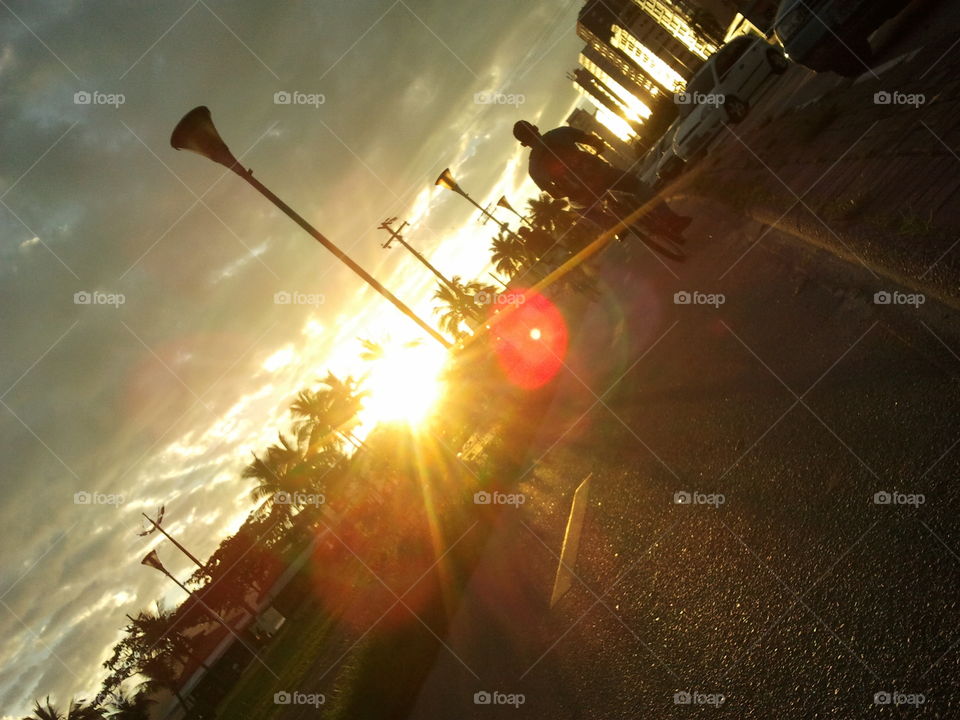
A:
[359,341,448,426]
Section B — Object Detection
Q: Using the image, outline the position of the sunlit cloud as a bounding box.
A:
[261,345,297,372]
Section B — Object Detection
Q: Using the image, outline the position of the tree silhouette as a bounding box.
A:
[103,689,153,720]
[22,697,104,720]
[432,276,496,340]
[490,229,529,278]
[291,372,367,452]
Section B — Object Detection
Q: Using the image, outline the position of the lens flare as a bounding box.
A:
[490,291,568,389]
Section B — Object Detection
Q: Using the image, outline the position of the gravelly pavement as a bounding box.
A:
[403,195,960,719]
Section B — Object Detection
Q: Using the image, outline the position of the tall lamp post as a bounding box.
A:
[138,506,204,570]
[436,168,512,232]
[497,195,533,227]
[138,506,260,616]
[171,106,451,349]
[141,549,232,632]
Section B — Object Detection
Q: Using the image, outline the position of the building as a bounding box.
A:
[731,0,779,34]
[571,67,645,141]
[578,0,718,85]
[672,0,740,45]
[581,43,664,112]
[566,106,638,165]
[572,0,703,145]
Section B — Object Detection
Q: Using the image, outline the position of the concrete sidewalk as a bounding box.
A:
[675,30,960,309]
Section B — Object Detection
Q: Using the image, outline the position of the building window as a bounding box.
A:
[580,55,653,121]
[630,0,717,59]
[612,25,686,92]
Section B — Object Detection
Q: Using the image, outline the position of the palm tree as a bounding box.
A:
[290,372,367,452]
[104,689,153,720]
[23,697,104,720]
[358,336,422,364]
[358,337,386,363]
[245,426,346,524]
[490,229,529,278]
[125,603,213,675]
[526,193,573,237]
[138,655,189,714]
[432,276,496,341]
[525,192,596,257]
[245,434,318,522]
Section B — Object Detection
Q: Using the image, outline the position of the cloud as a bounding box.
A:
[0,0,585,714]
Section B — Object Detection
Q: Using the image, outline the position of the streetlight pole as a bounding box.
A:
[497,195,533,227]
[141,549,233,632]
[377,217,460,295]
[171,106,452,350]
[139,508,204,570]
[436,168,499,223]
[139,507,261,617]
[436,168,518,237]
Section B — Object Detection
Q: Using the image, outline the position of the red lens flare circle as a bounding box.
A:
[489,290,568,389]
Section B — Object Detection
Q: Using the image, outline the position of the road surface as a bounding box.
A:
[400,190,960,719]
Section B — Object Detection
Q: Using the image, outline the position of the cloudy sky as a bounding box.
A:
[0,0,586,714]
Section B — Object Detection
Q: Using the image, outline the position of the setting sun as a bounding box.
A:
[358,340,449,426]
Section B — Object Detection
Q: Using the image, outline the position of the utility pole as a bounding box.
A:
[378,217,461,295]
[488,272,509,289]
[479,202,498,226]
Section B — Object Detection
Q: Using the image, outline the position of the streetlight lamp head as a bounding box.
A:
[170,106,240,169]
[435,168,464,196]
[141,549,166,573]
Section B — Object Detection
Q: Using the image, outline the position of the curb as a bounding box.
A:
[745,202,960,314]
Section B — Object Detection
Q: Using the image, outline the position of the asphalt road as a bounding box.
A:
[403,193,960,719]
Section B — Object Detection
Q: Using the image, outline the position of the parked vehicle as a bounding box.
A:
[636,124,682,185]
[774,0,908,76]
[671,35,789,166]
[656,144,685,184]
